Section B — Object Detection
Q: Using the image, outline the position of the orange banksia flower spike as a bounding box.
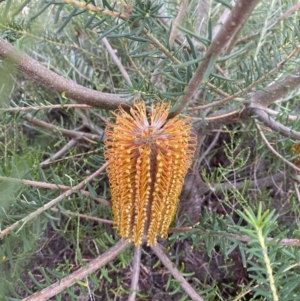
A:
[105,102,197,246]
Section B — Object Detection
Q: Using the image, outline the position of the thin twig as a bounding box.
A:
[193,61,300,137]
[293,182,300,204]
[63,0,180,65]
[169,0,188,47]
[40,138,78,166]
[70,101,105,137]
[128,246,142,301]
[142,28,181,64]
[0,104,92,112]
[0,175,110,207]
[62,0,128,19]
[0,23,102,63]
[152,244,204,301]
[151,1,187,85]
[24,113,102,141]
[236,2,300,46]
[50,207,113,225]
[255,121,300,173]
[0,163,108,239]
[195,0,211,38]
[102,37,132,86]
[22,239,130,301]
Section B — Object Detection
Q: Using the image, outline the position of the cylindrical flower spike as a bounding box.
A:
[105,102,196,246]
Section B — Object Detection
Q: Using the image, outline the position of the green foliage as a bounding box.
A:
[0,0,300,300]
[237,203,300,301]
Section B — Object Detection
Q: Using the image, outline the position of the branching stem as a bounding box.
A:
[189,46,300,111]
[22,239,130,301]
[0,175,110,206]
[152,244,204,301]
[169,0,260,117]
[255,121,300,173]
[0,163,108,239]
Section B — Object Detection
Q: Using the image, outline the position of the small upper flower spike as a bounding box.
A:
[105,102,197,246]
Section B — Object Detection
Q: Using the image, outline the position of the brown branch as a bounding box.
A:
[0,38,128,110]
[22,239,130,301]
[193,59,300,137]
[189,46,300,112]
[278,2,300,21]
[249,66,300,108]
[152,244,204,301]
[169,0,260,117]
[252,109,300,140]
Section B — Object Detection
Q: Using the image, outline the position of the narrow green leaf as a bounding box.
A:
[84,12,97,29]
[129,42,150,55]
[90,17,107,29]
[186,35,197,60]
[11,0,32,17]
[127,35,149,42]
[130,50,157,58]
[96,22,126,41]
[100,267,112,283]
[39,267,53,285]
[217,44,251,62]
[17,279,32,294]
[102,0,114,10]
[215,0,233,9]
[56,8,78,34]
[28,272,46,289]
[29,0,55,20]
[202,54,217,82]
[161,71,186,85]
[172,56,204,69]
[46,267,64,278]
[178,25,211,46]
[211,72,234,81]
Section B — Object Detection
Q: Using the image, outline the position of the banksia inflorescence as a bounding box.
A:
[105,102,196,246]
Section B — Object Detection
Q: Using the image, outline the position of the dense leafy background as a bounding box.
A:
[1,0,300,300]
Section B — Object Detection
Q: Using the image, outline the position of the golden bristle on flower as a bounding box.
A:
[104,102,197,246]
